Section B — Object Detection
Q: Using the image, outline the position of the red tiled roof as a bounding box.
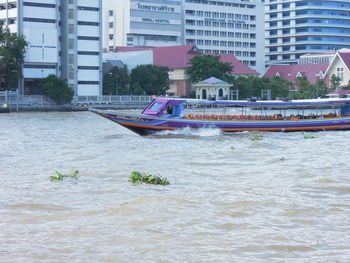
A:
[339,52,350,71]
[219,54,259,75]
[330,89,350,95]
[152,45,200,68]
[115,45,259,75]
[263,64,329,84]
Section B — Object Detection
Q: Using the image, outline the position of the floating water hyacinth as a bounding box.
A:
[304,135,316,139]
[50,170,79,181]
[129,171,170,185]
[250,134,263,141]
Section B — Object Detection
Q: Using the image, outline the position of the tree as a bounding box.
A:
[40,74,73,104]
[103,65,130,95]
[0,24,28,90]
[289,76,321,99]
[330,74,341,91]
[341,80,350,90]
[315,78,329,97]
[186,55,232,83]
[130,64,169,95]
[266,76,289,99]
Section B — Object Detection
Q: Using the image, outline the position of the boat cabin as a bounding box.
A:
[141,97,185,118]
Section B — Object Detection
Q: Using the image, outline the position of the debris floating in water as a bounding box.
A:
[250,134,263,141]
[50,170,79,181]
[128,171,170,185]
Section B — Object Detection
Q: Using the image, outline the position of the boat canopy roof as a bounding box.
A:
[175,98,350,107]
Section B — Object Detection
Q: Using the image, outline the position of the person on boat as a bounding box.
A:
[166,106,173,115]
[162,106,174,117]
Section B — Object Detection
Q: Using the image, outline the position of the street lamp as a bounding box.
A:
[287,73,291,96]
[109,71,118,95]
[315,74,320,99]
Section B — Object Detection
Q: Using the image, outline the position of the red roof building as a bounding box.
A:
[263,64,329,89]
[113,45,259,96]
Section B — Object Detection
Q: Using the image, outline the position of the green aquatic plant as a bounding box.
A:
[250,134,263,141]
[304,134,316,139]
[50,170,79,181]
[129,171,170,185]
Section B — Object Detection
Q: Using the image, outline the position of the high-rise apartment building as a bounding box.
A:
[265,0,350,66]
[0,0,102,95]
[103,0,265,74]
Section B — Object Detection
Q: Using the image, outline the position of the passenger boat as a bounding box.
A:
[90,97,350,136]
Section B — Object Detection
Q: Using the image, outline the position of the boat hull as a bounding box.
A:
[90,109,350,135]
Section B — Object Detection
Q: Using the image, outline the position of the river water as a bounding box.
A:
[1,111,350,262]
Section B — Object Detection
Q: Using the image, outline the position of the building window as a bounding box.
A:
[68,24,74,34]
[109,22,113,28]
[109,10,113,16]
[78,81,99,85]
[23,2,55,8]
[68,9,74,19]
[109,34,113,40]
[77,6,99,11]
[109,46,114,51]
[77,21,99,26]
[23,18,55,23]
[69,54,74,64]
[337,68,344,81]
[69,39,75,50]
[69,69,75,80]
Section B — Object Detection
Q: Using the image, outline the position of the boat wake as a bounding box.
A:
[154,126,222,137]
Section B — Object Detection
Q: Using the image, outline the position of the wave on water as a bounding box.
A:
[154,126,222,137]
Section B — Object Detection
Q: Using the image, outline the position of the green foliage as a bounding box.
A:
[130,64,169,95]
[50,170,79,181]
[266,76,289,99]
[103,66,130,95]
[341,80,350,90]
[186,55,232,83]
[40,74,73,104]
[304,135,316,139]
[0,24,28,90]
[330,75,341,91]
[289,76,329,99]
[250,134,263,141]
[227,75,289,100]
[128,171,170,185]
[131,82,144,95]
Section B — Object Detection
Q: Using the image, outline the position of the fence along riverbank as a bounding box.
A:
[0,91,152,112]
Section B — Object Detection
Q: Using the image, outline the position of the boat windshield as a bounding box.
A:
[149,102,163,111]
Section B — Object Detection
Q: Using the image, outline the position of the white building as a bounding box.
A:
[103,0,183,51]
[183,0,265,74]
[103,0,265,74]
[0,0,102,95]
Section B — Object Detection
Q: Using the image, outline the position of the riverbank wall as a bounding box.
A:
[0,93,153,112]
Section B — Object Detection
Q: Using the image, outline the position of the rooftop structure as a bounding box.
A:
[104,44,259,96]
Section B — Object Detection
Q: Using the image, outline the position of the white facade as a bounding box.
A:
[0,0,102,95]
[103,0,182,52]
[103,0,265,73]
[183,0,265,74]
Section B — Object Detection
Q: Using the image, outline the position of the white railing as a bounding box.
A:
[72,95,152,105]
[0,92,153,107]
